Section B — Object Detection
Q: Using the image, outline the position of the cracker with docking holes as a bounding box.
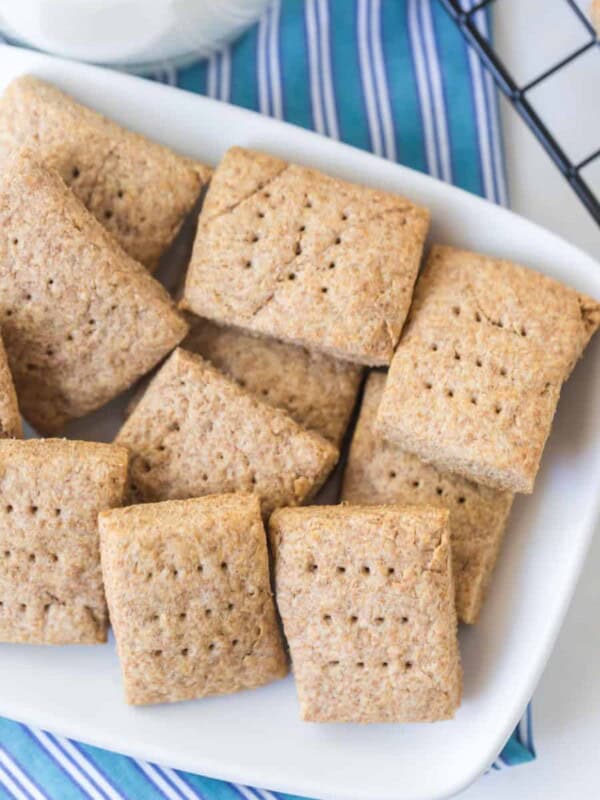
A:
[269,504,461,723]
[0,75,211,271]
[377,245,600,493]
[0,439,128,644]
[100,493,288,705]
[178,318,363,446]
[342,372,514,623]
[0,151,188,434]
[115,348,339,516]
[181,147,429,366]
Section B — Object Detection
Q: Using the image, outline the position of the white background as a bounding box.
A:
[462,2,600,798]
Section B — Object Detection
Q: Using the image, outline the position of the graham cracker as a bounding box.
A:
[177,317,363,445]
[115,348,339,516]
[0,75,211,271]
[342,372,514,623]
[0,439,128,644]
[377,245,600,493]
[181,147,430,366]
[100,493,287,705]
[0,151,188,434]
[592,0,600,32]
[0,334,22,439]
[269,504,461,723]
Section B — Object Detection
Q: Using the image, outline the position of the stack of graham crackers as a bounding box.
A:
[0,75,597,723]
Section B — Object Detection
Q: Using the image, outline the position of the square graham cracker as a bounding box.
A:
[99,493,288,705]
[0,75,211,271]
[0,151,188,434]
[181,147,429,366]
[377,245,600,493]
[342,372,514,623]
[179,317,363,446]
[0,334,22,439]
[115,348,339,516]
[269,504,461,723]
[0,439,128,644]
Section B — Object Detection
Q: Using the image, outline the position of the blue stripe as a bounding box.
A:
[18,725,89,800]
[328,0,371,150]
[44,732,113,800]
[0,747,50,800]
[278,2,311,129]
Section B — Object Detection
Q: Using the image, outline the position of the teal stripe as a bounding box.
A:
[0,783,14,800]
[0,720,89,800]
[278,1,312,129]
[177,60,210,97]
[230,24,260,111]
[327,0,371,151]
[380,0,427,172]
[430,1,482,195]
[177,771,248,799]
[78,741,165,800]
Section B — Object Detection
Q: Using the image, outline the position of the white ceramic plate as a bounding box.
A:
[0,44,599,800]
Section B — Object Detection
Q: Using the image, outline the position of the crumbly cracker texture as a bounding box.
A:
[179,318,362,445]
[377,245,600,493]
[0,150,188,434]
[269,504,461,723]
[0,439,128,644]
[0,334,22,439]
[100,493,288,705]
[343,372,513,623]
[181,146,429,366]
[0,75,211,270]
[115,348,339,516]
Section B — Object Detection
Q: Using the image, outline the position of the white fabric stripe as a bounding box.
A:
[156,766,200,800]
[304,0,327,134]
[29,729,108,800]
[257,13,270,115]
[53,735,124,800]
[0,761,30,800]
[316,0,340,140]
[474,8,508,206]
[0,750,48,800]
[466,42,495,200]
[207,54,218,100]
[220,46,232,103]
[252,789,280,800]
[357,0,384,156]
[305,0,326,135]
[135,760,185,800]
[406,0,439,177]
[233,784,261,800]
[419,0,453,182]
[369,0,396,160]
[268,0,283,119]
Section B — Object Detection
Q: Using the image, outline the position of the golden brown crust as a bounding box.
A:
[115,348,339,516]
[100,493,288,705]
[181,147,429,366]
[377,245,600,493]
[0,75,211,271]
[342,372,513,623]
[0,439,128,644]
[0,150,188,434]
[269,504,462,723]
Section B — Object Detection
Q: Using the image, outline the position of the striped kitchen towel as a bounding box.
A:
[0,1,535,798]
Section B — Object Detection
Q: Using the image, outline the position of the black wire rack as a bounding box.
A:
[439,0,600,226]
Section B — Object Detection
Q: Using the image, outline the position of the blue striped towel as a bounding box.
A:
[0,1,535,798]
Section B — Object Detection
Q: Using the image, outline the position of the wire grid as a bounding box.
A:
[439,0,600,226]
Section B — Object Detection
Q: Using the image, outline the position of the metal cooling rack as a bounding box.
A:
[439,0,600,226]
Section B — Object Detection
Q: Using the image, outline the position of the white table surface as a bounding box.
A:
[461,3,600,799]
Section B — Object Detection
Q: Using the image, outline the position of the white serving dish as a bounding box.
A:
[0,44,599,800]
